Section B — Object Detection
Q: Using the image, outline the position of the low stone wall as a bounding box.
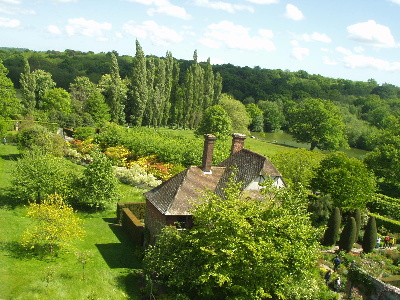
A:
[349,266,400,300]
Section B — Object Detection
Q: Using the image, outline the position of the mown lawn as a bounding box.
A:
[0,144,144,300]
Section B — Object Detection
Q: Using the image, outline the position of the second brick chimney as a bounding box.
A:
[202,134,217,173]
[230,133,246,155]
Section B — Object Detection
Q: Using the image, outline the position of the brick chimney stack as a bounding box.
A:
[202,134,217,173]
[231,133,246,155]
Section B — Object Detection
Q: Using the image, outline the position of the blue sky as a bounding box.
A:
[1,0,400,86]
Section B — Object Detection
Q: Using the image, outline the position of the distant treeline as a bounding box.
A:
[2,46,400,152]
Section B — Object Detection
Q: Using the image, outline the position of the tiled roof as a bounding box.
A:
[144,166,226,215]
[144,148,283,216]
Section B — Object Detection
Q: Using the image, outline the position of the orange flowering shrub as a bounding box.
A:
[132,155,185,181]
[71,138,97,154]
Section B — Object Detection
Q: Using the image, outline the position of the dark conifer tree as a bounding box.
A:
[338,217,357,252]
[354,208,361,242]
[322,207,341,246]
[362,216,377,253]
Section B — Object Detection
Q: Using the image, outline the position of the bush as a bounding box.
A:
[367,194,400,221]
[114,165,161,188]
[370,213,400,233]
[73,127,96,140]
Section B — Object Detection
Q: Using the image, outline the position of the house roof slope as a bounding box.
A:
[144,166,226,215]
[216,148,283,190]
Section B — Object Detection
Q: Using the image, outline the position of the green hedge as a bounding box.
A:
[369,213,400,234]
[120,208,144,246]
[367,194,400,221]
[116,202,146,222]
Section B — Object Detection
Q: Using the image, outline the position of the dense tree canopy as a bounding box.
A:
[195,105,232,140]
[287,98,348,151]
[144,180,331,300]
[312,152,376,211]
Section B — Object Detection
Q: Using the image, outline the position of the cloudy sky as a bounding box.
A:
[1,0,400,86]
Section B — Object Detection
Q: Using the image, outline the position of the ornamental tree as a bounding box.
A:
[12,150,77,204]
[195,105,232,140]
[22,193,85,254]
[362,216,377,254]
[339,217,357,252]
[311,152,376,211]
[77,152,119,210]
[287,98,348,151]
[143,179,332,300]
[322,207,341,246]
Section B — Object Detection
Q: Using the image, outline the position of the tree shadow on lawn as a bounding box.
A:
[0,241,60,261]
[0,153,21,161]
[95,219,142,270]
[0,188,25,209]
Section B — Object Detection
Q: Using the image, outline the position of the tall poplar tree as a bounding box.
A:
[108,52,127,124]
[19,57,36,114]
[129,40,148,126]
[203,58,214,110]
[213,72,222,105]
[169,60,182,128]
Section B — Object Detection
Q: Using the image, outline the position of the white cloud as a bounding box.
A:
[199,20,275,52]
[347,20,396,48]
[285,4,304,21]
[0,0,21,4]
[336,46,352,56]
[193,0,254,13]
[148,4,191,19]
[246,0,279,3]
[122,20,183,46]
[47,25,62,34]
[51,0,78,2]
[299,32,331,43]
[291,46,309,60]
[353,46,364,53]
[65,18,112,41]
[323,56,337,66]
[0,16,19,27]
[127,0,191,19]
[0,4,35,14]
[389,0,400,4]
[342,54,400,71]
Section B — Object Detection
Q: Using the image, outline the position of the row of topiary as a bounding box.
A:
[322,207,378,253]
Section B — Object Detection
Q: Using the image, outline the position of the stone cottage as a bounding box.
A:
[144,133,285,240]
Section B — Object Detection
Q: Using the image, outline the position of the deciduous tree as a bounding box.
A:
[195,105,232,140]
[287,98,348,150]
[311,152,376,211]
[144,179,331,300]
[22,193,85,254]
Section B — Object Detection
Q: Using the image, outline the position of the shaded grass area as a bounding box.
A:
[0,144,145,299]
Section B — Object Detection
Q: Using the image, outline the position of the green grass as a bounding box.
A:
[0,145,145,299]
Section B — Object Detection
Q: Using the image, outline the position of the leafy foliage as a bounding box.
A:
[272,148,324,189]
[287,98,348,151]
[219,93,251,135]
[312,152,376,211]
[76,152,119,210]
[144,180,331,300]
[195,105,232,140]
[12,150,77,203]
[21,193,85,254]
